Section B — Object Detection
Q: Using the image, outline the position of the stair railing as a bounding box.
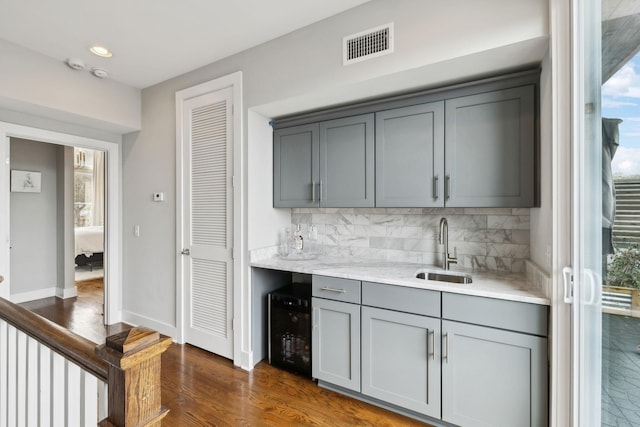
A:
[0,285,171,426]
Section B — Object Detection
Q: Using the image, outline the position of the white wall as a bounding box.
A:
[10,138,60,297]
[0,108,123,144]
[247,110,290,250]
[122,0,550,355]
[0,39,141,134]
[530,49,553,273]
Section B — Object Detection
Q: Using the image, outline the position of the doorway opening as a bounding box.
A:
[8,138,107,338]
[73,147,105,317]
[1,121,122,328]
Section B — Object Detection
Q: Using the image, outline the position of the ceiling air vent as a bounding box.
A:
[343,23,394,66]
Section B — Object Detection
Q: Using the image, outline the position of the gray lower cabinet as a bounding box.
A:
[445,85,535,207]
[375,102,445,207]
[361,306,441,419]
[312,297,361,392]
[441,293,549,427]
[312,277,549,426]
[441,320,548,427]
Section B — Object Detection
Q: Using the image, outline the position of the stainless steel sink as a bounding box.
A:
[416,271,473,284]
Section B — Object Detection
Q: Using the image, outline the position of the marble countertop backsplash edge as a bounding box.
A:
[251,255,550,306]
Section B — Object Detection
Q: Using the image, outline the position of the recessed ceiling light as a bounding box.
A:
[90,45,112,58]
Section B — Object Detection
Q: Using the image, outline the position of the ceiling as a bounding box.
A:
[0,0,369,89]
[602,0,640,81]
[3,0,638,92]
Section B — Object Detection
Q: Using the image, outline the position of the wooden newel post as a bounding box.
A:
[96,328,172,426]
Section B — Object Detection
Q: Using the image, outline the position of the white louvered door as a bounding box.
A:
[182,87,233,358]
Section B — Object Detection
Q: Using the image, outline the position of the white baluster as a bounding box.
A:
[17,331,27,427]
[7,326,17,427]
[66,362,81,426]
[51,352,65,426]
[82,372,99,426]
[0,320,8,427]
[26,337,38,427]
[98,380,108,421]
[38,345,52,427]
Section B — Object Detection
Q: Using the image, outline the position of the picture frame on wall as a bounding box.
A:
[11,170,42,193]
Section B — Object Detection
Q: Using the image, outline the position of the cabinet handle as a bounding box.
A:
[429,330,435,360]
[320,286,346,293]
[445,175,451,201]
[433,175,439,200]
[311,181,316,202]
[443,332,449,363]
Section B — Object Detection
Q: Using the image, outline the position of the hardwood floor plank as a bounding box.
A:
[19,282,432,426]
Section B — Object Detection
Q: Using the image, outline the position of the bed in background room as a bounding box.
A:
[75,225,104,270]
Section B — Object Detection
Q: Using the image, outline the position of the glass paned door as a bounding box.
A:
[571,0,602,425]
[600,1,640,425]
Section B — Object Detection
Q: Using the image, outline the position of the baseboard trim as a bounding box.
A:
[121,310,177,340]
[57,286,77,299]
[240,350,254,371]
[10,287,57,304]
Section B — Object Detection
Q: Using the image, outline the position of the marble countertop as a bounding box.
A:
[251,255,550,306]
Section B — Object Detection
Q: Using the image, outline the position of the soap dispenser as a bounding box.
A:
[293,224,304,252]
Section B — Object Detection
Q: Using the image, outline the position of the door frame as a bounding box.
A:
[0,121,122,324]
[549,0,573,425]
[175,72,243,364]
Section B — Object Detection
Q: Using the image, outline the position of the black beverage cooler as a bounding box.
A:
[268,284,312,377]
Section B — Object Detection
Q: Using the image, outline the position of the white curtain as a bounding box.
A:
[92,151,105,226]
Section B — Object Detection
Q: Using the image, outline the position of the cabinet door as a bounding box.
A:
[312,297,361,392]
[441,320,548,427]
[361,306,441,419]
[273,123,319,207]
[445,85,535,207]
[319,114,374,207]
[375,102,445,207]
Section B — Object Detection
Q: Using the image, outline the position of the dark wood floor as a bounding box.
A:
[20,279,431,426]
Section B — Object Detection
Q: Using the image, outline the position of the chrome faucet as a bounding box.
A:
[439,217,457,271]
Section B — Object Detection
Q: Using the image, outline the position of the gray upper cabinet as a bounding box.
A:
[274,115,374,208]
[375,102,445,207]
[445,85,535,207]
[319,114,374,207]
[273,123,319,208]
[273,70,539,208]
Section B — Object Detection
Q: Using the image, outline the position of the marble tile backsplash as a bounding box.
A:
[290,207,530,272]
